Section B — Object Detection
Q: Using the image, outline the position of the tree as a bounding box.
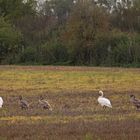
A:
[0,17,22,63]
[110,0,140,32]
[0,0,36,21]
[61,0,110,65]
[44,0,74,24]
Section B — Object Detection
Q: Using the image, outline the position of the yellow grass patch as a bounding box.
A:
[0,66,140,94]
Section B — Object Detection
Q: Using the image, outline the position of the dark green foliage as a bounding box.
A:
[0,0,36,20]
[39,42,69,64]
[19,42,69,65]
[19,47,38,64]
[0,17,22,63]
[0,0,140,67]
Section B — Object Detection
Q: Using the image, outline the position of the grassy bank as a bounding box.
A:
[0,66,140,140]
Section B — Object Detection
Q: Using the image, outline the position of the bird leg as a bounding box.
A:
[103,106,106,109]
[136,107,140,111]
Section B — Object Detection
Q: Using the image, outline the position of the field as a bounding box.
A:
[0,66,140,140]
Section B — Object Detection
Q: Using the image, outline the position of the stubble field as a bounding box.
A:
[0,66,140,140]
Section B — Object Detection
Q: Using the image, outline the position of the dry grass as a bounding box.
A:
[0,66,140,140]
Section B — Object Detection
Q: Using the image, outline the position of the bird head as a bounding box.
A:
[39,95,44,100]
[99,90,104,96]
[130,94,135,98]
[19,95,23,100]
[39,95,43,100]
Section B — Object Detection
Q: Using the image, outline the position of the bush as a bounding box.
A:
[19,47,38,63]
[0,17,22,64]
[39,42,69,65]
[93,31,140,67]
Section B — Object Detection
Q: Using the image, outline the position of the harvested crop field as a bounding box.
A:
[0,66,140,140]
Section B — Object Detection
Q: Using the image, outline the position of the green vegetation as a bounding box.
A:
[0,66,140,139]
[0,0,140,66]
[0,66,140,92]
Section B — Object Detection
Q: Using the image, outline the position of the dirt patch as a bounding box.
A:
[0,65,140,72]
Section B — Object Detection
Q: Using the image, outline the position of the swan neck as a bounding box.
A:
[101,92,103,97]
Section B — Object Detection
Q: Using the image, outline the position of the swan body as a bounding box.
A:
[130,95,140,109]
[0,97,3,108]
[19,96,29,109]
[98,91,112,108]
[39,96,52,111]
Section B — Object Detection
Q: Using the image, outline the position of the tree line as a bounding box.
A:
[0,0,140,67]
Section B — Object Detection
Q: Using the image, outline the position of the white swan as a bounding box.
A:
[0,97,4,108]
[98,91,112,108]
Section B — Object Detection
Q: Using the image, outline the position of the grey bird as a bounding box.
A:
[19,96,29,109]
[130,95,140,110]
[39,96,52,111]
